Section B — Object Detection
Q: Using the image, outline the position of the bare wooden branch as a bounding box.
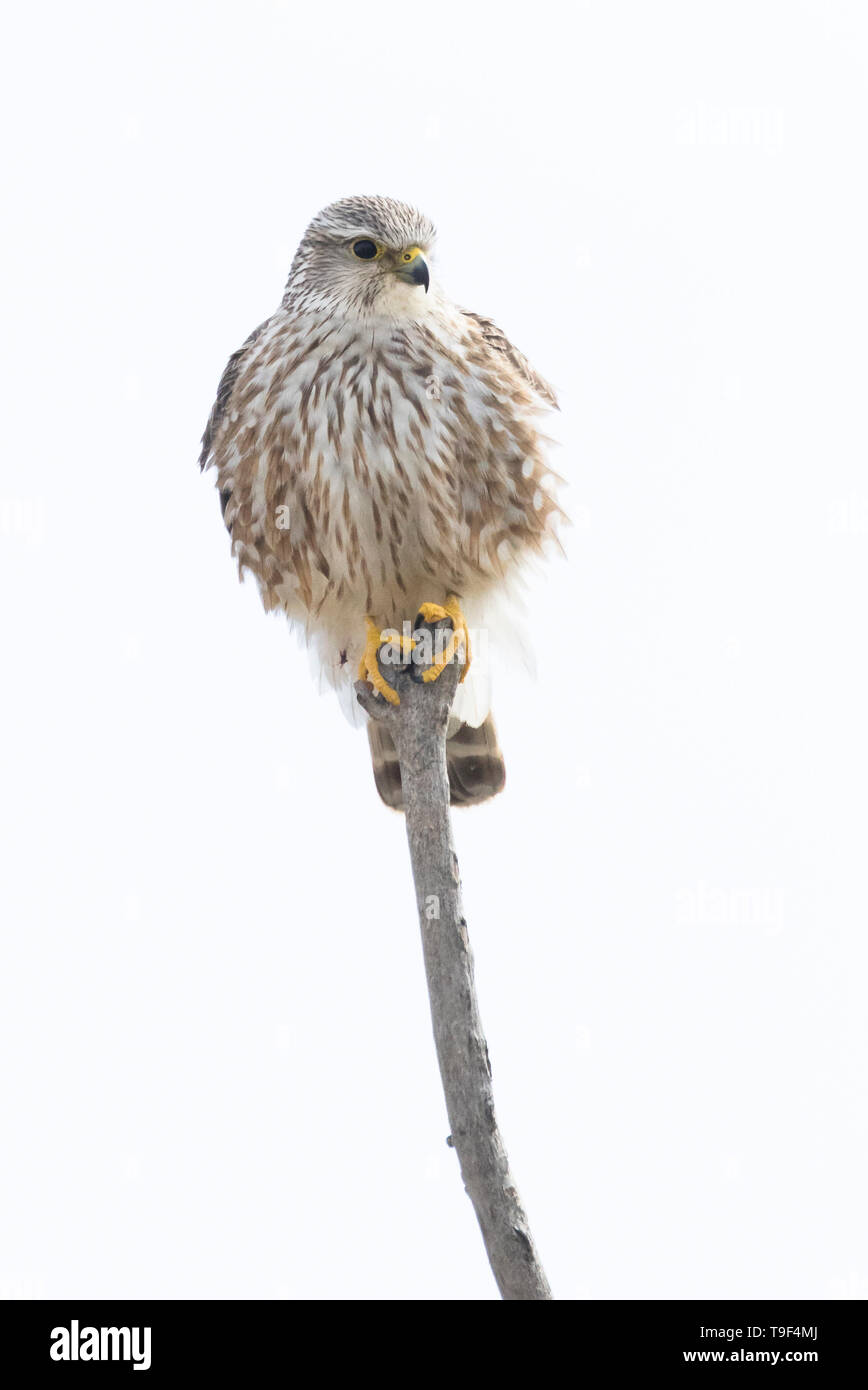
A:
[356,629,552,1301]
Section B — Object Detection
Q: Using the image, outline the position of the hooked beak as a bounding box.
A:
[395,246,430,293]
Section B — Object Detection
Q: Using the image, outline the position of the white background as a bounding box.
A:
[2,0,866,1300]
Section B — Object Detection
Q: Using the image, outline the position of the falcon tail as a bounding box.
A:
[367,715,506,811]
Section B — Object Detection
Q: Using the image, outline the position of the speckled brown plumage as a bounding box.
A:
[200,195,563,806]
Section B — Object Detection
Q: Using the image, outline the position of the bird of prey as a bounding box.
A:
[200,196,562,808]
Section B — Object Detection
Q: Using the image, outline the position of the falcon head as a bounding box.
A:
[284,195,437,318]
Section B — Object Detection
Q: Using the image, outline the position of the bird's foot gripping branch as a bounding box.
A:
[357,598,470,709]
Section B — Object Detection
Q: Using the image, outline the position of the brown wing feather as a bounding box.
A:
[461,310,559,409]
[198,318,271,470]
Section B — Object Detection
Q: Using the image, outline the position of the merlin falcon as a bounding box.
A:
[200,196,563,808]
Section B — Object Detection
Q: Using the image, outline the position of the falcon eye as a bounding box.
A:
[352,238,379,260]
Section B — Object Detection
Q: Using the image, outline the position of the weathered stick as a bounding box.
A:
[355,630,552,1301]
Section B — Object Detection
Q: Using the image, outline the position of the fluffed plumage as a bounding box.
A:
[200,195,562,808]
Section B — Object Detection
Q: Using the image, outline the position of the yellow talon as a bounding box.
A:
[358,618,415,706]
[417,594,472,685]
